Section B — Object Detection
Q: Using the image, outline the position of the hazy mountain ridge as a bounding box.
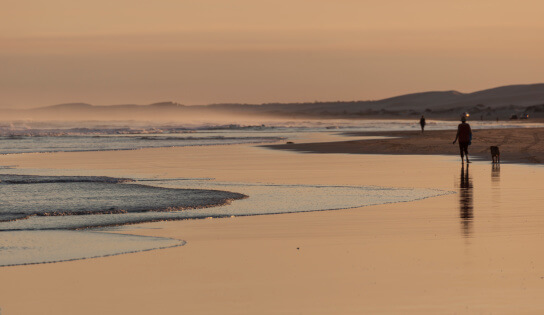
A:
[3,84,544,120]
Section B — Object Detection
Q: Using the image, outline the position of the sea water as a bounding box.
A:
[1,119,542,154]
[3,118,533,266]
[0,173,451,266]
[0,176,449,231]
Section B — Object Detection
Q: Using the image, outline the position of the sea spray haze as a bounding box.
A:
[2,84,544,120]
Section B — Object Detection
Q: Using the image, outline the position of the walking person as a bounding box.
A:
[452,115,472,163]
[419,115,426,133]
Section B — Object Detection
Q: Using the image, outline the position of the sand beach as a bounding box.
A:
[6,0,544,313]
[1,126,544,314]
[268,127,544,164]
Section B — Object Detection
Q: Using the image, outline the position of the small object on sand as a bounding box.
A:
[297,247,300,250]
[490,146,500,163]
[286,141,294,144]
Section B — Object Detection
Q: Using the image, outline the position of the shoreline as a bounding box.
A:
[2,135,544,313]
[265,127,544,164]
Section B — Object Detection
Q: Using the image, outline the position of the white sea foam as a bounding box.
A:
[0,175,246,223]
[0,118,476,266]
[0,177,452,231]
[0,170,454,266]
[0,119,541,154]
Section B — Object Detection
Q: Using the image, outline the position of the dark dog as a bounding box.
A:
[490,146,500,163]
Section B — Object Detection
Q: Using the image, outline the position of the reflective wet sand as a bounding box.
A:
[1,142,544,314]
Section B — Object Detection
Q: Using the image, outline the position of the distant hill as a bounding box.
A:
[203,83,544,119]
[2,84,544,120]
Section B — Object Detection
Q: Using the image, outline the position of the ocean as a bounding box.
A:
[0,119,541,266]
[1,119,541,154]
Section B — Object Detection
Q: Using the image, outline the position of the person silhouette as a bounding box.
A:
[452,115,472,163]
[419,115,426,133]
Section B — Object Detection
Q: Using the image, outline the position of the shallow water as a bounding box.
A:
[1,118,538,267]
[0,173,246,266]
[451,162,544,239]
[0,119,540,154]
[0,230,184,267]
[0,172,450,266]
[0,134,285,154]
[0,177,450,231]
[0,174,246,224]
[3,133,544,313]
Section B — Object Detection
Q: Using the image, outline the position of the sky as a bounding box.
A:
[2,0,544,108]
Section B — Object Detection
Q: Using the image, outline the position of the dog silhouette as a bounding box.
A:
[490,146,500,163]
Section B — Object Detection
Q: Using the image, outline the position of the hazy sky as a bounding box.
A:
[2,0,544,108]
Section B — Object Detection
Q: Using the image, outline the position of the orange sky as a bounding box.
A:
[2,0,544,108]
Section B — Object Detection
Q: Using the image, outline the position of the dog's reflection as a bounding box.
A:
[492,163,500,183]
[459,164,473,237]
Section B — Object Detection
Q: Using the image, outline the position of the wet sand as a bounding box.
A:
[267,127,544,164]
[1,134,544,314]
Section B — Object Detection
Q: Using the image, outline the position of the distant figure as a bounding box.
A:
[490,146,500,163]
[419,115,426,133]
[453,116,472,163]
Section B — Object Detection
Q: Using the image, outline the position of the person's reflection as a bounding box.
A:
[459,164,473,237]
